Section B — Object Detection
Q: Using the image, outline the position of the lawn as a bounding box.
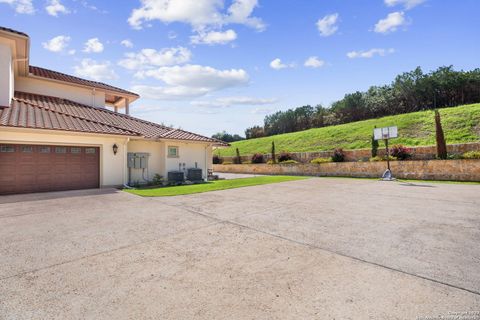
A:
[125,176,309,196]
[215,103,480,157]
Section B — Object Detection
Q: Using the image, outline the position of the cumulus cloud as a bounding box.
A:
[74,59,118,81]
[128,0,265,31]
[347,48,395,59]
[270,58,294,70]
[0,0,34,14]
[131,64,249,100]
[191,96,277,108]
[374,11,406,33]
[42,35,71,52]
[316,13,339,37]
[120,39,134,48]
[118,47,192,70]
[304,56,325,68]
[191,29,237,45]
[45,0,69,16]
[83,38,104,53]
[384,0,425,10]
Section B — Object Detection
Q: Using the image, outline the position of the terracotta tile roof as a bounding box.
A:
[0,92,228,145]
[29,66,139,98]
[0,26,29,37]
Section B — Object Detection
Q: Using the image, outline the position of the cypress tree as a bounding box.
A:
[271,141,276,163]
[235,148,242,164]
[371,126,379,157]
[435,110,448,159]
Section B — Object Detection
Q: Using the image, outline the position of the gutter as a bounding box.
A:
[122,137,130,187]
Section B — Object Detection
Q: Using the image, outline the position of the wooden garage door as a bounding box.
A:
[0,144,99,195]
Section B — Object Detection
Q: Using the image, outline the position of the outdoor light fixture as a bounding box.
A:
[112,143,118,155]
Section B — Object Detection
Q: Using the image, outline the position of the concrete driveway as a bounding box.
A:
[0,178,479,319]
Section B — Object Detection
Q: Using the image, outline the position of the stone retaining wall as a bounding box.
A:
[218,142,480,163]
[213,159,480,182]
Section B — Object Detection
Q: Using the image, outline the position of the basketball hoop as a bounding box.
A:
[373,126,398,181]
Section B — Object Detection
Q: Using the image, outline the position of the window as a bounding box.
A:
[55,147,67,153]
[168,146,179,158]
[39,146,51,153]
[70,147,82,154]
[0,145,15,152]
[21,146,33,153]
[85,148,96,154]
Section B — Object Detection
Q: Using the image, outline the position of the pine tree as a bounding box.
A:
[435,110,448,159]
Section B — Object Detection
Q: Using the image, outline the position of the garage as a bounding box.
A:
[0,144,99,195]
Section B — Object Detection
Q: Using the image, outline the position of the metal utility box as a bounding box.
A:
[187,168,203,181]
[127,152,150,169]
[168,171,185,182]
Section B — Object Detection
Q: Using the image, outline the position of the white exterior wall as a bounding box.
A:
[15,76,106,108]
[127,140,165,183]
[0,128,129,187]
[0,43,13,107]
[164,141,212,180]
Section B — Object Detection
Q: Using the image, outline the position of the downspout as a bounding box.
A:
[204,144,208,181]
[123,137,132,188]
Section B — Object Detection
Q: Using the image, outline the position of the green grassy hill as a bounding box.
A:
[215,104,480,157]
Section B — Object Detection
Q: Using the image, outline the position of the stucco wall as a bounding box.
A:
[214,160,480,182]
[127,140,165,183]
[15,76,106,108]
[0,128,129,187]
[164,141,212,179]
[0,43,13,107]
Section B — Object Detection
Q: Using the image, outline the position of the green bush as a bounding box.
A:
[279,159,298,164]
[332,148,345,162]
[251,153,265,163]
[266,159,275,164]
[369,155,397,162]
[223,161,233,165]
[310,157,332,164]
[462,151,480,159]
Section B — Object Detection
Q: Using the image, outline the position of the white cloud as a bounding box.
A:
[83,38,104,53]
[45,0,69,16]
[0,0,34,14]
[191,96,276,108]
[347,48,395,59]
[374,11,406,33]
[120,39,134,48]
[384,0,425,10]
[251,106,275,114]
[68,49,76,55]
[316,13,339,37]
[74,59,118,81]
[132,64,249,100]
[304,56,325,68]
[270,58,294,70]
[118,47,192,70]
[128,0,265,31]
[42,35,71,52]
[191,29,237,45]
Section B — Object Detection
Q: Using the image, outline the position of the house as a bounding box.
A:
[0,26,227,195]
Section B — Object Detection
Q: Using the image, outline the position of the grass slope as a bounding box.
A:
[125,176,309,197]
[216,104,480,157]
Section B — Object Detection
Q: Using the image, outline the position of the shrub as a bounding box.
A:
[242,160,252,164]
[251,153,265,163]
[152,174,163,185]
[435,110,448,159]
[462,151,480,159]
[310,157,332,164]
[331,148,345,162]
[369,155,397,162]
[390,144,412,160]
[234,148,242,164]
[213,154,223,164]
[278,151,293,162]
[266,159,275,165]
[223,161,233,165]
[279,160,298,164]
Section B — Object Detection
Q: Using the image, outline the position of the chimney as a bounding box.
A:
[0,43,13,107]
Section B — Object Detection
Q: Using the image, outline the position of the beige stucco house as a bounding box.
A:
[0,26,226,195]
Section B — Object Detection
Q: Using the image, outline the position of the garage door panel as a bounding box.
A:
[0,144,100,195]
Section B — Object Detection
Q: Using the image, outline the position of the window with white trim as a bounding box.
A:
[167,146,179,158]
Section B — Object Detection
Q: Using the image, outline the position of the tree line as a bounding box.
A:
[232,66,480,139]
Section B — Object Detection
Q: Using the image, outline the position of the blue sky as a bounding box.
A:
[1,0,479,136]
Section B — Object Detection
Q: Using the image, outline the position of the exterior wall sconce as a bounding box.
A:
[113,143,119,155]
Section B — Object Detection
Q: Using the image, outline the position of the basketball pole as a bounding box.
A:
[385,138,390,171]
